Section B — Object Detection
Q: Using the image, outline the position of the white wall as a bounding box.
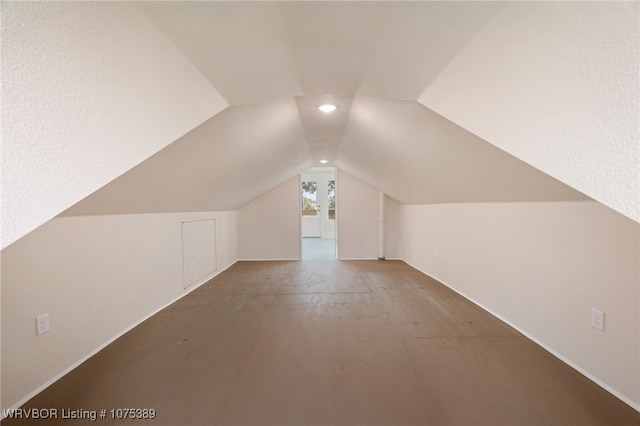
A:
[1,211,238,410]
[337,172,379,260]
[1,2,228,248]
[383,195,403,260]
[399,201,640,408]
[237,171,400,261]
[238,177,301,260]
[420,2,639,223]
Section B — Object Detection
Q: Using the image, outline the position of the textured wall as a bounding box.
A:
[420,2,639,222]
[1,2,227,248]
[400,201,640,408]
[1,211,238,410]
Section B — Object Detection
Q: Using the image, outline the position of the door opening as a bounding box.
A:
[301,167,336,260]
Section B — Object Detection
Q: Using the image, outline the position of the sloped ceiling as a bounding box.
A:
[1,1,227,248]
[419,1,639,222]
[337,98,586,204]
[139,1,502,103]
[63,99,312,215]
[8,2,637,235]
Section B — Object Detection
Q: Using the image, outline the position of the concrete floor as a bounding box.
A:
[4,260,639,425]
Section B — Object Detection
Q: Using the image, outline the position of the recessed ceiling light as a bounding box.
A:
[319,160,329,164]
[317,103,337,113]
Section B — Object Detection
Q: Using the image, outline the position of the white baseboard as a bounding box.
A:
[337,257,403,261]
[337,257,378,260]
[2,260,239,419]
[237,258,300,261]
[402,259,640,413]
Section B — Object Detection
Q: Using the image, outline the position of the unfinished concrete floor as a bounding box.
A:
[4,260,639,425]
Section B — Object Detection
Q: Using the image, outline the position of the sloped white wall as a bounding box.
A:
[399,201,640,408]
[238,177,301,260]
[1,2,227,248]
[420,2,639,223]
[337,98,587,206]
[1,211,238,410]
[62,100,311,217]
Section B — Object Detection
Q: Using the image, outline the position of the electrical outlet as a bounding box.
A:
[36,313,50,336]
[591,308,605,332]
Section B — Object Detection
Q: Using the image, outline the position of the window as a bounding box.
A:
[301,181,318,216]
[328,180,335,220]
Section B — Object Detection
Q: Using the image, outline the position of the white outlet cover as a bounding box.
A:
[36,313,50,336]
[591,308,605,332]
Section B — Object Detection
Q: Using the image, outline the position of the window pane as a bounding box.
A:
[301,181,318,216]
[328,180,335,220]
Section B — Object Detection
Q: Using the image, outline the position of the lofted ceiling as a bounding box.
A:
[7,1,636,241]
[138,1,502,105]
[63,1,596,217]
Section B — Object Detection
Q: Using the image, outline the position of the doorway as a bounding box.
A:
[301,167,336,259]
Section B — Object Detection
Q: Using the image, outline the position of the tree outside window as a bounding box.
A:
[301,181,318,216]
[328,180,335,219]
